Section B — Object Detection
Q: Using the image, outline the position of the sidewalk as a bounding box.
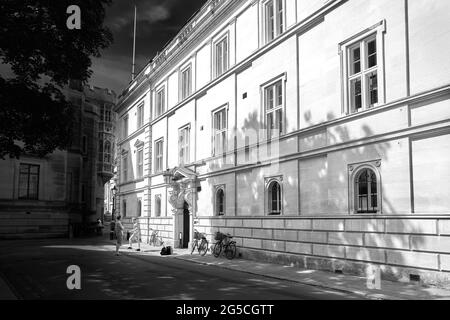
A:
[174,254,450,300]
[123,240,450,300]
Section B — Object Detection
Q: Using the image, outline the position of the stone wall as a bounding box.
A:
[135,217,174,245]
[0,210,70,239]
[194,216,450,286]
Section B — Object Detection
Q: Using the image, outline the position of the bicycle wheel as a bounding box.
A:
[212,242,222,258]
[191,240,198,255]
[199,239,209,256]
[225,242,236,260]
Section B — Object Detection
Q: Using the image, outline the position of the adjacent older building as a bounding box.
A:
[0,82,116,239]
[115,0,450,285]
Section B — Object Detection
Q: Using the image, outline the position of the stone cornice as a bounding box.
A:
[117,0,243,108]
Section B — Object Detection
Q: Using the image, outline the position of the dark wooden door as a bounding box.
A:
[183,202,190,248]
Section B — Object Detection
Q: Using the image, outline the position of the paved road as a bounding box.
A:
[0,237,362,300]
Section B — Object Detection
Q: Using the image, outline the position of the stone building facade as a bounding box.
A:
[114,0,450,285]
[0,82,116,239]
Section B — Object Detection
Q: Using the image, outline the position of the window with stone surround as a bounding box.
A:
[123,115,129,140]
[178,124,190,166]
[18,163,40,200]
[155,86,166,118]
[136,149,144,178]
[348,161,382,214]
[265,176,283,215]
[137,103,144,128]
[263,76,285,140]
[180,65,192,100]
[215,186,225,216]
[155,138,164,173]
[340,21,386,115]
[122,154,128,182]
[214,35,229,78]
[263,0,285,44]
[155,194,162,217]
[212,106,228,156]
[137,198,142,217]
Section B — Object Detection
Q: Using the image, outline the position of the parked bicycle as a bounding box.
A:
[149,229,164,247]
[191,229,209,256]
[212,231,236,260]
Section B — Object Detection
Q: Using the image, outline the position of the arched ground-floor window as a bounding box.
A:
[349,162,381,214]
[266,177,282,215]
[215,186,225,216]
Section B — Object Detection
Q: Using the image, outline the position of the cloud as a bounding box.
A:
[142,4,170,23]
[108,1,172,32]
[92,0,206,93]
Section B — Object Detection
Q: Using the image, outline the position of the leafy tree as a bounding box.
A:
[0,0,113,159]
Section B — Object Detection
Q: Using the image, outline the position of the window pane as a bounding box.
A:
[29,175,39,199]
[367,39,377,68]
[367,71,378,106]
[276,81,282,107]
[269,182,281,214]
[222,131,226,153]
[351,46,361,75]
[266,1,274,41]
[267,112,274,136]
[18,174,28,199]
[30,165,39,175]
[351,78,362,111]
[221,110,226,129]
[223,39,228,72]
[182,68,191,99]
[217,189,224,215]
[276,109,283,136]
[266,86,274,110]
[277,0,283,34]
[356,169,378,213]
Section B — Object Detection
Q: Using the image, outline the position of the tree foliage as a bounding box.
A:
[0,0,113,159]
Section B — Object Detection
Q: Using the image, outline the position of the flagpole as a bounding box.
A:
[131,5,137,81]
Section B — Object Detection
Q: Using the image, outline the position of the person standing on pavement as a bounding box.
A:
[128,217,141,251]
[114,216,124,256]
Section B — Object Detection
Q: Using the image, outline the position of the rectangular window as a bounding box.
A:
[18,164,40,200]
[264,0,284,43]
[137,198,142,217]
[264,80,284,139]
[122,155,128,182]
[137,149,144,178]
[348,36,379,112]
[155,88,165,118]
[123,116,129,140]
[155,139,164,173]
[181,66,192,100]
[178,126,190,166]
[212,108,227,156]
[214,37,229,78]
[155,194,161,217]
[137,104,144,128]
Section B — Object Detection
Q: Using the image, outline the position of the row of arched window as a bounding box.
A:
[213,167,380,216]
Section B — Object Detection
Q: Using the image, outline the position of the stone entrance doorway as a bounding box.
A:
[165,167,199,248]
